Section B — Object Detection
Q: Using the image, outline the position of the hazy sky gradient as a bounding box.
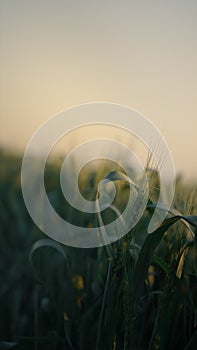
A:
[0,0,197,179]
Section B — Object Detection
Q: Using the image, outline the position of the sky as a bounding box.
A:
[0,0,197,180]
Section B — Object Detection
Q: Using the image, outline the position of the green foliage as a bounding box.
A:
[0,148,197,349]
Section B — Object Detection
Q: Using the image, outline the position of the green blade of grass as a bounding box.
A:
[152,254,172,274]
[104,171,140,190]
[133,214,197,303]
[133,215,181,303]
[147,203,197,238]
[29,238,68,283]
[181,215,197,229]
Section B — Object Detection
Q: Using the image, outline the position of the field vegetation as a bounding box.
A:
[0,148,197,350]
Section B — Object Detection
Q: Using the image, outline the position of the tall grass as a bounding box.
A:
[0,148,197,350]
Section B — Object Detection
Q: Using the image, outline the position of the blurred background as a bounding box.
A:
[0,0,197,180]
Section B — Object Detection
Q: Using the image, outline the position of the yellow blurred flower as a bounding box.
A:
[63,312,69,321]
[72,275,84,291]
[145,265,155,287]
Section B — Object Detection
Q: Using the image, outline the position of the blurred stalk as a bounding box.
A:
[96,259,112,350]
[34,285,39,350]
